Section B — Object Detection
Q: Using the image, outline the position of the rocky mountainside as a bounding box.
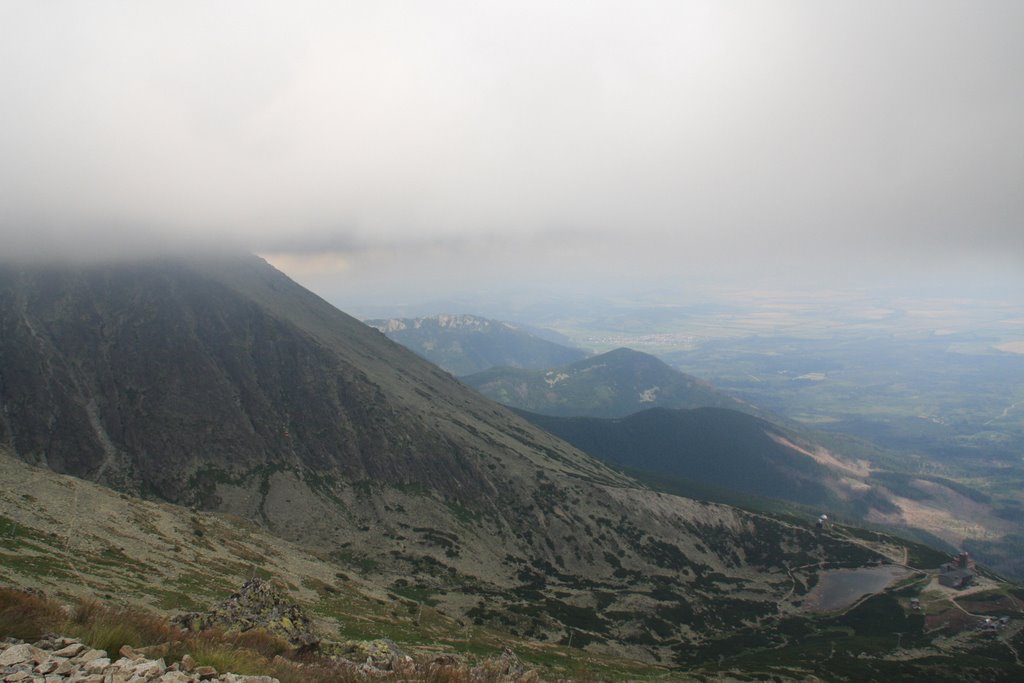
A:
[463,347,752,418]
[4,450,1023,681]
[0,255,954,666]
[365,314,588,376]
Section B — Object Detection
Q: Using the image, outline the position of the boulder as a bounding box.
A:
[83,656,111,674]
[52,643,87,658]
[194,665,218,680]
[0,643,47,666]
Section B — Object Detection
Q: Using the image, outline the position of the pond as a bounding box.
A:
[803,565,909,613]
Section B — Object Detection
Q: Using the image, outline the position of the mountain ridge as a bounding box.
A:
[365,313,588,376]
[464,346,752,418]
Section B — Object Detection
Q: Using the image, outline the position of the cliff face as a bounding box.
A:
[0,254,884,663]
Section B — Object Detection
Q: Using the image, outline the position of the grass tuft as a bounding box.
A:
[62,600,182,653]
[0,588,63,641]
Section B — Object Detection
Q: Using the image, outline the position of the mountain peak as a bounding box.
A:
[365,313,587,375]
[465,346,745,418]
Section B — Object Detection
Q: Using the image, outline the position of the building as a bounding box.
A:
[938,551,976,589]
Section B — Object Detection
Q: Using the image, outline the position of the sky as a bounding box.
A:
[1,1,1022,310]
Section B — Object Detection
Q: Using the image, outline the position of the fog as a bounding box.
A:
[1,1,1021,305]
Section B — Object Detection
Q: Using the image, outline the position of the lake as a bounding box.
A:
[803,565,909,613]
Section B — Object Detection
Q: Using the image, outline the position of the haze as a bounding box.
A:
[1,1,1022,306]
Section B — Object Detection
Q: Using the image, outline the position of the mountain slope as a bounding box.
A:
[463,347,751,418]
[518,407,843,509]
[365,314,588,376]
[0,255,896,664]
[5,448,1020,682]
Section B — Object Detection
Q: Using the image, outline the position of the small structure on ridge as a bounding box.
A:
[938,551,976,589]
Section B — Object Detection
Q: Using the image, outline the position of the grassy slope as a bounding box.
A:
[0,451,655,679]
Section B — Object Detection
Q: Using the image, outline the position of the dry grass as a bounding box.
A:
[63,598,182,654]
[0,588,559,682]
[0,588,63,641]
[0,588,285,673]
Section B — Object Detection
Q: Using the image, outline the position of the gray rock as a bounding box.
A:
[82,657,111,674]
[34,658,60,674]
[75,649,107,663]
[0,644,47,667]
[158,673,191,683]
[51,643,87,658]
[54,660,77,675]
[129,658,165,679]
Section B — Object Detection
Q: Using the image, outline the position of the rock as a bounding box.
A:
[130,658,166,678]
[31,635,65,651]
[179,654,196,672]
[500,646,525,675]
[118,645,136,659]
[171,579,317,649]
[75,649,108,663]
[0,643,47,666]
[54,659,77,675]
[83,656,111,674]
[0,633,288,683]
[194,665,218,680]
[34,658,59,674]
[52,643,87,658]
[136,641,185,661]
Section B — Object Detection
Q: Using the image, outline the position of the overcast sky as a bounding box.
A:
[1,1,1021,306]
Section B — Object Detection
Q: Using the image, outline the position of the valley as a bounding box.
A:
[420,289,1023,581]
[0,256,1021,680]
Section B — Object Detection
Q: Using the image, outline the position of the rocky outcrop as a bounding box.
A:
[0,637,277,683]
[172,578,316,649]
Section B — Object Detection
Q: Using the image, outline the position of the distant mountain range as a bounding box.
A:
[463,347,754,418]
[365,314,588,376]
[461,344,1012,573]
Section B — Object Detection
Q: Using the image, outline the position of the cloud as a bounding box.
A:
[0,1,1021,283]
